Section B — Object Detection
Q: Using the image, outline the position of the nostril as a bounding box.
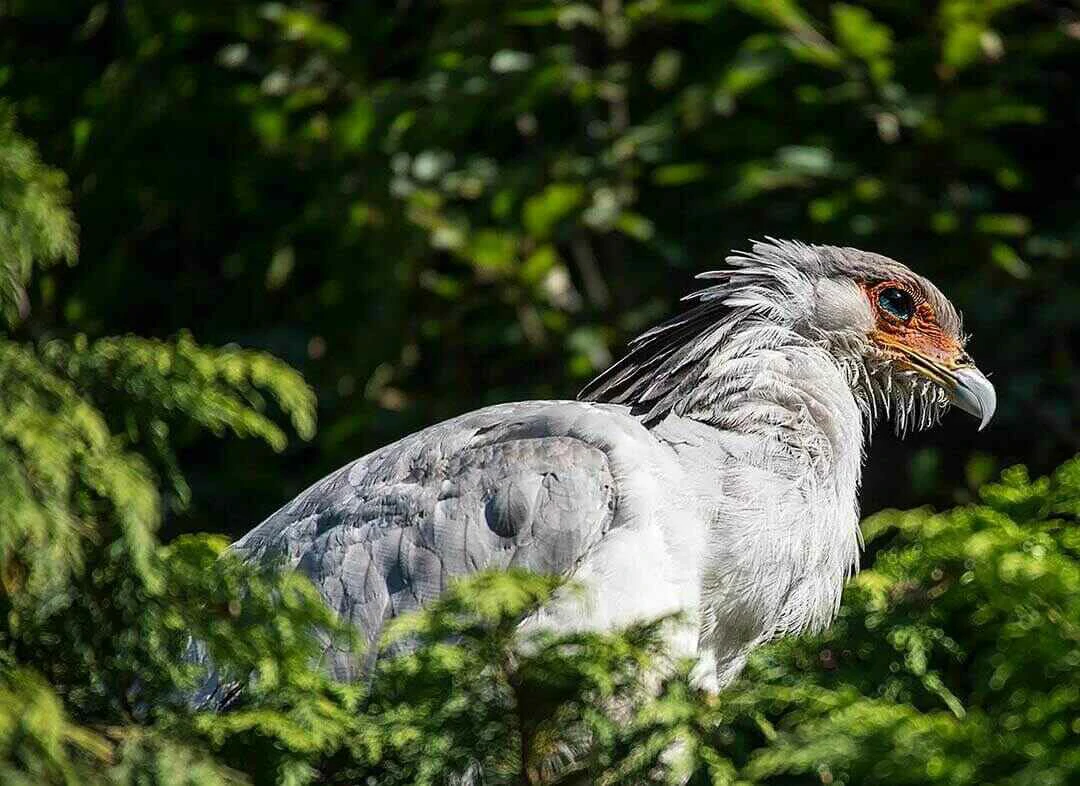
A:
[956,351,973,366]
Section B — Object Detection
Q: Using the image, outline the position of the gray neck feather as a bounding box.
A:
[647,315,866,663]
[579,240,960,665]
[581,244,882,652]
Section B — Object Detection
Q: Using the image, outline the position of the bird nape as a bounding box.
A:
[228,238,995,691]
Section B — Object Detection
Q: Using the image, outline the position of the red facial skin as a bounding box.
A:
[861,281,970,374]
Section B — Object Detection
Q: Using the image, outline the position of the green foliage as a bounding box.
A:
[356,571,669,785]
[0,110,316,595]
[0,111,324,784]
[735,457,1080,784]
[36,333,315,507]
[0,669,111,786]
[0,103,76,326]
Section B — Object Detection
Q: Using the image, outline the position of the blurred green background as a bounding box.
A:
[2,1,1080,784]
[5,0,1078,539]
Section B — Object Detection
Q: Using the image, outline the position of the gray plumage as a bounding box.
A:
[229,239,994,690]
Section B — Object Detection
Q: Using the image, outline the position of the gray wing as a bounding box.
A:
[232,400,640,679]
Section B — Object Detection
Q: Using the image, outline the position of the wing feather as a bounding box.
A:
[232,401,624,678]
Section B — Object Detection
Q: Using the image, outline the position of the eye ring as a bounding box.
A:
[877,286,915,322]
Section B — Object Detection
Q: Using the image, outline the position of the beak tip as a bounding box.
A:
[951,367,996,431]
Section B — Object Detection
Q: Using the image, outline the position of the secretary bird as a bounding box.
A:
[231,239,995,690]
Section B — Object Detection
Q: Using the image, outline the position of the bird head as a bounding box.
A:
[741,239,996,433]
[581,238,995,435]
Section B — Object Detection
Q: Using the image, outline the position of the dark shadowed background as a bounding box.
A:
[3,0,1077,542]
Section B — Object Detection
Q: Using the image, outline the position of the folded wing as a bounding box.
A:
[233,401,632,679]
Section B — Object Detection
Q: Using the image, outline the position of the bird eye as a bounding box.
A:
[877,287,915,321]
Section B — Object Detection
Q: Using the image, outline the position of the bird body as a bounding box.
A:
[232,240,995,688]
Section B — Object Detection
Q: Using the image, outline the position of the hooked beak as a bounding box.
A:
[890,343,997,430]
[948,366,996,431]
